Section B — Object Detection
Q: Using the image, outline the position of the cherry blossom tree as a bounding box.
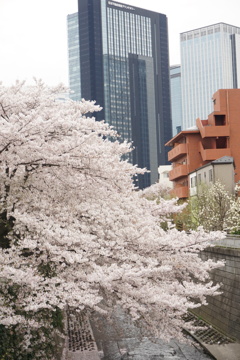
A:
[190,181,240,232]
[0,81,224,358]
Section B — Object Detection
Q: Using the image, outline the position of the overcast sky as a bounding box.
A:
[1,0,240,87]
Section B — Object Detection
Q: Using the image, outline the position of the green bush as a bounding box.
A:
[0,308,64,360]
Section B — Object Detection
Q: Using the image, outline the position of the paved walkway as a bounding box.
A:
[64,309,240,360]
[202,343,240,360]
[91,309,214,360]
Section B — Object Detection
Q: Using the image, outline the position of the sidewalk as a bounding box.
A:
[202,343,240,360]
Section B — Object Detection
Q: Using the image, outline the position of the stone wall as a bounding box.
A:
[192,246,240,341]
[211,234,240,249]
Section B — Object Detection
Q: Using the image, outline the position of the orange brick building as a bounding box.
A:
[165,89,240,199]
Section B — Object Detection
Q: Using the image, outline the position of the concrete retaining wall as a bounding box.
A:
[212,234,240,249]
[192,246,240,341]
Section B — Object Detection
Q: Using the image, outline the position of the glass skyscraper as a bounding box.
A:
[67,0,172,189]
[67,13,81,102]
[181,23,240,130]
[170,65,182,136]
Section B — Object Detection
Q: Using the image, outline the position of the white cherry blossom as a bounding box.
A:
[0,81,224,347]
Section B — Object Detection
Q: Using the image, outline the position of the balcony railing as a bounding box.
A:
[168,143,187,161]
[196,118,230,138]
[169,164,188,181]
[199,142,231,161]
[171,186,189,199]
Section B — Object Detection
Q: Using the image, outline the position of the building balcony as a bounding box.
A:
[168,143,187,161]
[169,164,188,181]
[196,118,230,138]
[199,142,231,161]
[171,186,189,199]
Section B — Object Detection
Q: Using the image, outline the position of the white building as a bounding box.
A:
[189,156,235,197]
[158,165,173,188]
[181,23,240,130]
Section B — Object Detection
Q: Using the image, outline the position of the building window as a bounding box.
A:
[216,137,227,148]
[209,169,213,182]
[215,114,225,126]
[163,172,169,178]
[191,176,197,188]
[198,174,201,184]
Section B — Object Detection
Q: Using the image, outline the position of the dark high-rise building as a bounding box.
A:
[68,0,172,188]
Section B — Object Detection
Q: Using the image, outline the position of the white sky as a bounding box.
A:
[0,0,240,87]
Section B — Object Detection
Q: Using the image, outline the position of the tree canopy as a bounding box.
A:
[190,181,240,232]
[0,81,223,357]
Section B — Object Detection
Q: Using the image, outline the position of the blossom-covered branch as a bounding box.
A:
[0,81,224,357]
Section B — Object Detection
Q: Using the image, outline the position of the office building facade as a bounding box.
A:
[170,65,182,136]
[68,13,81,102]
[181,23,240,130]
[67,0,172,188]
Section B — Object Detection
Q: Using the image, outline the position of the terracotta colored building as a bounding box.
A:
[165,89,240,199]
